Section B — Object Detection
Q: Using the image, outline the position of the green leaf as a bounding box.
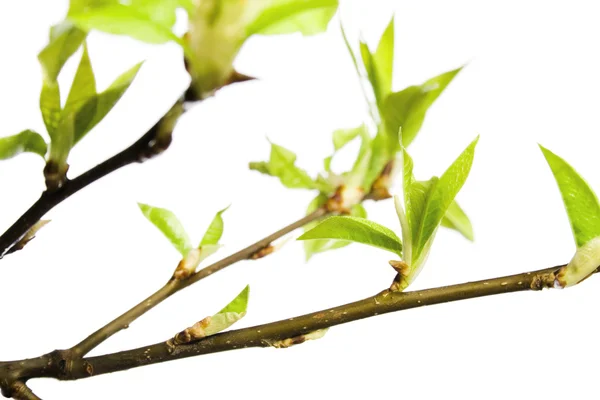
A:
[0,130,47,160]
[324,124,369,175]
[38,21,87,82]
[48,113,75,168]
[441,200,474,241]
[411,136,478,261]
[68,4,182,45]
[64,42,96,116]
[362,127,394,191]
[200,206,230,247]
[303,194,367,260]
[40,80,62,137]
[204,285,250,336]
[299,215,402,256]
[138,203,193,257]
[246,0,338,37]
[383,67,462,147]
[358,16,394,110]
[73,62,142,143]
[250,141,324,191]
[539,145,600,248]
[373,17,394,103]
[340,23,379,123]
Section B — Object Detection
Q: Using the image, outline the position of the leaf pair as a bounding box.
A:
[39,40,142,186]
[539,145,600,287]
[299,137,478,289]
[138,203,228,275]
[399,137,478,275]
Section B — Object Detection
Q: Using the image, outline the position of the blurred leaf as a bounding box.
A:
[40,81,62,137]
[441,200,474,241]
[0,130,47,160]
[204,285,250,336]
[324,124,369,174]
[299,215,402,256]
[64,43,97,116]
[383,67,462,147]
[200,206,230,247]
[250,141,328,191]
[358,16,394,110]
[138,203,193,257]
[362,128,393,191]
[38,21,87,82]
[540,145,600,248]
[73,62,142,143]
[340,22,378,121]
[246,0,338,37]
[48,113,75,169]
[411,136,478,262]
[68,4,182,44]
[373,17,394,102]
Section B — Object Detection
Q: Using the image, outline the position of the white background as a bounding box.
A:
[1,0,599,399]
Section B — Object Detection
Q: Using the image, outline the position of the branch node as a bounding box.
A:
[249,244,275,260]
[264,329,329,349]
[325,185,364,214]
[529,272,556,291]
[173,317,212,345]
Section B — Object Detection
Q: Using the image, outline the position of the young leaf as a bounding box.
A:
[324,124,369,173]
[38,21,87,82]
[0,130,47,160]
[299,215,402,256]
[303,194,367,260]
[539,145,600,248]
[411,136,479,261]
[40,81,62,137]
[138,203,193,257]
[64,43,97,116]
[73,62,143,143]
[200,206,230,247]
[373,17,394,102]
[250,141,326,191]
[204,285,250,336]
[340,22,379,123]
[68,4,182,45]
[441,200,474,241]
[246,0,338,37]
[383,67,462,147]
[47,113,75,170]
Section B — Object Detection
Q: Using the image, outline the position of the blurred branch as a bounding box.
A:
[0,98,185,259]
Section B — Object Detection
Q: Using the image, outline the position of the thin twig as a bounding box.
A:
[0,98,185,259]
[70,208,329,357]
[6,382,41,400]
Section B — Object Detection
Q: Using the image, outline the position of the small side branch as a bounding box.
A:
[69,208,328,358]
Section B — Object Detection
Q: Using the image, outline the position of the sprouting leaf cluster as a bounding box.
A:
[251,17,473,260]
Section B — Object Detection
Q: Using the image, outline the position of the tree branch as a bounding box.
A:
[64,264,568,378]
[69,207,328,358]
[3,262,586,394]
[0,97,185,259]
